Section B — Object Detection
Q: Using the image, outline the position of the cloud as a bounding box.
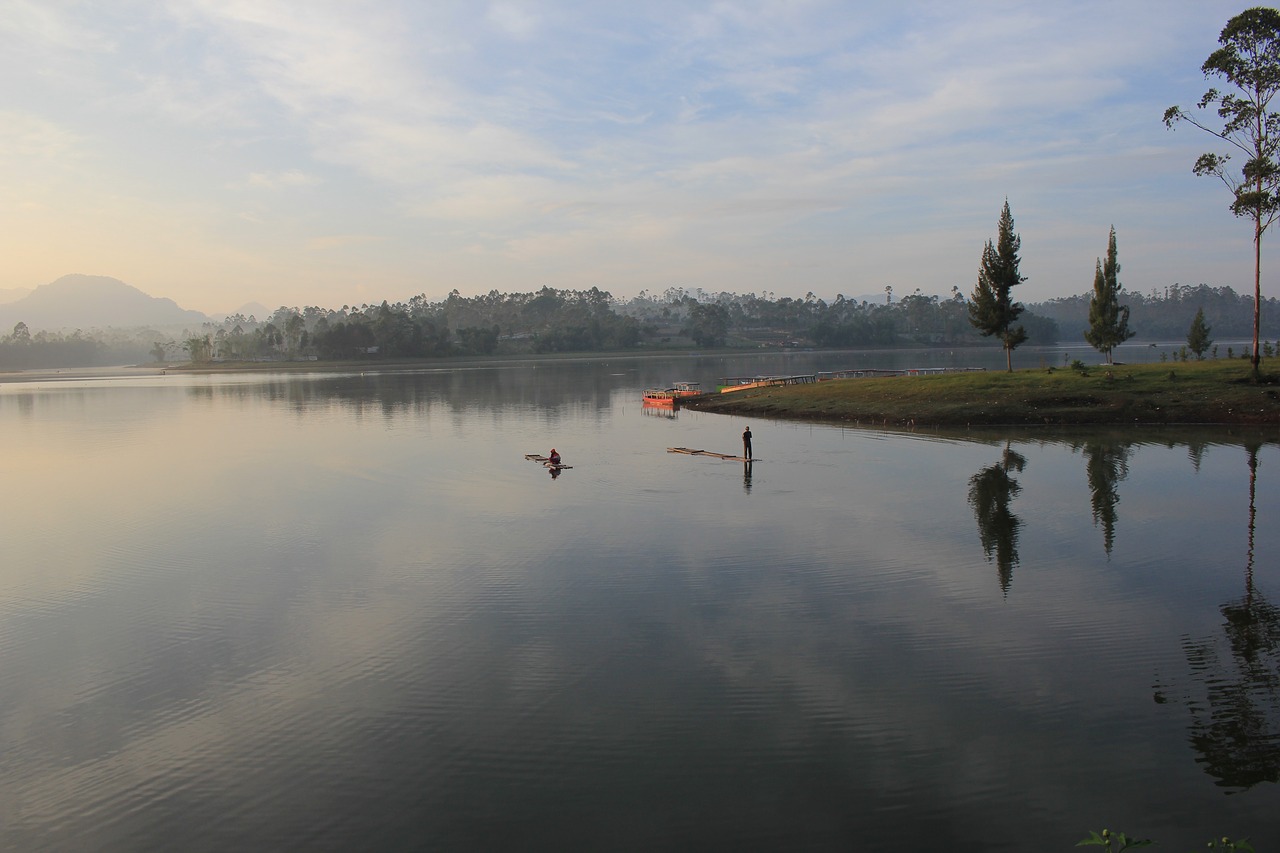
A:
[0,112,83,170]
[0,0,116,52]
[307,233,384,251]
[486,3,540,40]
[0,0,1265,307]
[244,169,322,189]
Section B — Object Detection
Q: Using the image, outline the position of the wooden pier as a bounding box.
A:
[716,375,815,394]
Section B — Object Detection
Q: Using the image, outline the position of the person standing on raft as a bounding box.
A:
[742,427,752,460]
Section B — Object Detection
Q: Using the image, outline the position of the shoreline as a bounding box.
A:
[7,354,1280,428]
[681,360,1280,427]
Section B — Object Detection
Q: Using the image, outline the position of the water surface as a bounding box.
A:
[2,353,1278,851]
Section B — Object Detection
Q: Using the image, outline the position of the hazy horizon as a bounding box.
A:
[0,1,1269,316]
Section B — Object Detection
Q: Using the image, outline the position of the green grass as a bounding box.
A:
[683,360,1280,426]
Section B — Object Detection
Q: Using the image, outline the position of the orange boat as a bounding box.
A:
[642,389,677,407]
[642,382,701,407]
[669,382,702,398]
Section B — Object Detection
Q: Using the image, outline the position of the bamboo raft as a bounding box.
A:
[525,454,573,469]
[667,447,755,462]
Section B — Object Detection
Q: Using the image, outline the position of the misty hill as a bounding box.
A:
[0,286,31,305]
[0,275,209,332]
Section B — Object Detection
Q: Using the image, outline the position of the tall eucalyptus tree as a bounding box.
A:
[1165,7,1280,379]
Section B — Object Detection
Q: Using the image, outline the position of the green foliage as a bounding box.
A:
[1032,283,1279,340]
[1188,307,1214,359]
[683,302,730,347]
[968,200,1029,371]
[455,325,500,356]
[1070,359,1090,376]
[0,326,114,368]
[809,311,899,347]
[1077,830,1253,853]
[184,334,213,363]
[1077,828,1154,851]
[1085,227,1135,363]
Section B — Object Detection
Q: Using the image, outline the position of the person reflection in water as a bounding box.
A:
[549,466,560,480]
[743,460,753,493]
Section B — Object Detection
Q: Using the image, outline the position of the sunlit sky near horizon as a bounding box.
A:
[0,1,1270,315]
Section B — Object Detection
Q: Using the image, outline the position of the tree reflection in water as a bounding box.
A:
[1082,440,1131,556]
[1179,443,1280,791]
[968,442,1026,596]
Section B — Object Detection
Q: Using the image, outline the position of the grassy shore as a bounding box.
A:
[682,360,1280,426]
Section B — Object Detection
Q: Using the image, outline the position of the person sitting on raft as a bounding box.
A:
[549,449,561,466]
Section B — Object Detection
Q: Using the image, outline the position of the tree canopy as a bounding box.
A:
[1187,307,1214,359]
[1084,226,1135,364]
[968,200,1029,371]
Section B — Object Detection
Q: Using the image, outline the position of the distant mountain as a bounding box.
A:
[0,275,209,332]
[0,286,31,305]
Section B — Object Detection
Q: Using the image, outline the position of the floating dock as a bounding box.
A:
[716,375,815,394]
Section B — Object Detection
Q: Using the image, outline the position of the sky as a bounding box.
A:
[0,0,1269,315]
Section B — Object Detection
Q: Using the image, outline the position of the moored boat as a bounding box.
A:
[643,382,703,407]
[642,389,677,407]
[669,381,702,398]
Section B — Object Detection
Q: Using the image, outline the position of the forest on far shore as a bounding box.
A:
[1,281,1276,370]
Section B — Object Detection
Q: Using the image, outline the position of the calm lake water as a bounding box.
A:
[2,349,1278,851]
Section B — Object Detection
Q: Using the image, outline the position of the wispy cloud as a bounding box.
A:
[0,0,1261,311]
[244,170,321,189]
[307,233,384,251]
[0,112,83,169]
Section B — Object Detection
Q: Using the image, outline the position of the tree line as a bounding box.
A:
[0,321,154,369]
[169,286,1068,365]
[3,274,1276,369]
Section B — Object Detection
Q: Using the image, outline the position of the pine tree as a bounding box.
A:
[1084,226,1135,364]
[1187,307,1213,359]
[968,199,1028,371]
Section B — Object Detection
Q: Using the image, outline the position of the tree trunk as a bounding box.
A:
[1254,212,1263,380]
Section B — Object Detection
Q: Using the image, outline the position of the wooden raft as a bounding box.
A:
[667,447,754,462]
[525,453,572,469]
